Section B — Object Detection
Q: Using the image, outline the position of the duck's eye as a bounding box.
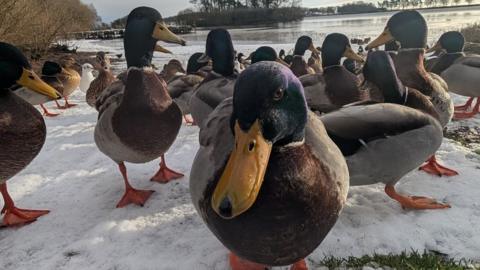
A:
[273,88,284,101]
[248,140,256,152]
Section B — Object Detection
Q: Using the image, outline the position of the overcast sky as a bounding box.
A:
[82,0,358,22]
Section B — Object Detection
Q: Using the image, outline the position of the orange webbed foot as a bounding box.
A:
[385,184,450,210]
[229,253,267,270]
[290,259,308,270]
[419,156,458,177]
[151,156,184,183]
[116,187,154,208]
[1,207,50,227]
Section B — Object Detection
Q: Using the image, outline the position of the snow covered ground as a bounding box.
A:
[1,87,479,270]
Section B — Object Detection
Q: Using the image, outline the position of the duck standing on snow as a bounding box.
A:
[94,6,187,208]
[167,53,209,125]
[55,56,81,108]
[190,62,349,270]
[300,33,365,113]
[322,51,450,210]
[427,31,480,119]
[86,52,116,108]
[366,10,458,177]
[290,35,320,77]
[189,29,237,128]
[0,42,60,226]
[38,61,65,117]
[79,63,95,93]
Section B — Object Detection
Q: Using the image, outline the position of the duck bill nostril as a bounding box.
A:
[219,197,233,218]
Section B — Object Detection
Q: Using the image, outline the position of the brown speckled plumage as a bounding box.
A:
[86,68,116,108]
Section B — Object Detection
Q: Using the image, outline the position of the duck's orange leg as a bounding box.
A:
[229,252,267,270]
[63,96,77,108]
[385,184,450,210]
[419,155,458,177]
[454,98,480,119]
[150,155,184,183]
[0,183,49,227]
[290,259,308,270]
[183,114,196,126]
[40,104,59,117]
[116,162,154,208]
[454,97,474,111]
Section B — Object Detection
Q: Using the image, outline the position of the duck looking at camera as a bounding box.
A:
[301,33,365,113]
[94,6,186,208]
[190,61,349,270]
[366,10,458,177]
[290,35,320,77]
[86,52,117,108]
[0,42,60,226]
[322,51,451,210]
[427,31,480,119]
[190,29,237,128]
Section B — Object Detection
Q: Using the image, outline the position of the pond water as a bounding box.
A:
[74,6,480,70]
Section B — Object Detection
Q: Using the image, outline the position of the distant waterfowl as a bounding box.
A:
[301,33,365,113]
[190,61,349,269]
[366,10,458,177]
[167,53,209,124]
[250,46,288,66]
[427,31,480,119]
[94,6,187,208]
[86,52,116,108]
[0,42,60,226]
[190,29,237,128]
[159,59,186,82]
[290,35,320,77]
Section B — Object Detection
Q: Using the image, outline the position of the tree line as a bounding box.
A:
[377,0,474,9]
[0,0,98,52]
[189,0,301,11]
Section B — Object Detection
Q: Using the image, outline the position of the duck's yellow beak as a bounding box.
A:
[366,28,394,50]
[426,42,442,54]
[16,68,60,99]
[154,44,173,54]
[152,21,186,46]
[212,120,272,219]
[343,46,365,63]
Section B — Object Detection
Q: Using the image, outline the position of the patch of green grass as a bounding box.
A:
[310,250,478,269]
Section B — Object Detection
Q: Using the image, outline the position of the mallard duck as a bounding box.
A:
[300,33,365,113]
[189,29,237,128]
[427,31,480,119]
[366,10,458,177]
[159,59,186,82]
[190,61,349,269]
[94,6,187,208]
[55,56,81,108]
[38,61,65,117]
[86,52,116,108]
[167,53,209,125]
[321,50,450,210]
[0,42,60,226]
[79,63,95,93]
[290,35,320,77]
[250,46,288,65]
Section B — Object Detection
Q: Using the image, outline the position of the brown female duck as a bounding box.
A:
[86,52,116,108]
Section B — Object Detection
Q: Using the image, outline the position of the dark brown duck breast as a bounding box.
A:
[0,91,46,181]
[199,143,343,265]
[323,66,363,107]
[112,68,182,158]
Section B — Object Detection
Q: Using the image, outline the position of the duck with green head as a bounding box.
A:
[301,33,365,113]
[189,29,237,128]
[290,35,320,77]
[365,10,458,177]
[250,46,288,66]
[427,31,480,119]
[322,50,451,210]
[0,42,60,226]
[190,61,349,270]
[94,6,187,208]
